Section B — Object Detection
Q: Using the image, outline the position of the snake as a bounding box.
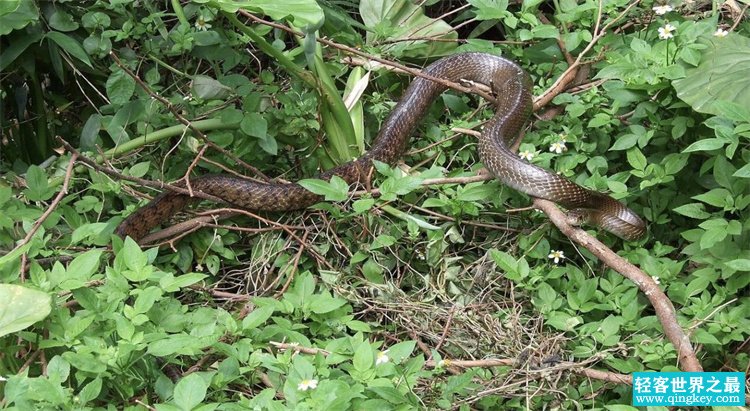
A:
[115,52,646,243]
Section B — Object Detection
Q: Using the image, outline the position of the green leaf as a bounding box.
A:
[0,0,38,36]
[66,249,103,281]
[0,285,52,338]
[352,342,374,373]
[45,31,92,67]
[216,0,324,28]
[682,138,725,153]
[711,100,750,123]
[734,163,750,178]
[192,75,231,100]
[48,9,79,32]
[299,176,349,202]
[77,377,102,404]
[133,286,162,314]
[242,305,275,330]
[160,273,208,292]
[673,34,750,116]
[692,188,732,208]
[128,162,150,178]
[80,114,102,150]
[725,259,750,271]
[352,198,375,213]
[673,203,711,219]
[24,164,54,201]
[626,148,647,170]
[309,294,347,314]
[240,112,267,139]
[174,373,208,411]
[106,69,136,106]
[0,28,43,71]
[359,0,456,58]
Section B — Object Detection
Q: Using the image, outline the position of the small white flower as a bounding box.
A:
[652,5,673,15]
[549,141,567,154]
[714,28,729,37]
[658,23,676,40]
[548,250,565,264]
[651,276,661,285]
[194,16,212,31]
[376,350,390,365]
[519,150,535,161]
[298,379,318,391]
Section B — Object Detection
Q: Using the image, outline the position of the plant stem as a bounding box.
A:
[171,0,190,27]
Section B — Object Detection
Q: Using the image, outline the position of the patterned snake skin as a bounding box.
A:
[115,53,646,242]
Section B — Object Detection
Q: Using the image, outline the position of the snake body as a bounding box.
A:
[115,53,646,242]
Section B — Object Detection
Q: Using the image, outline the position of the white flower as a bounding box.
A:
[658,23,676,40]
[194,16,212,31]
[714,28,729,37]
[376,350,390,365]
[298,379,318,391]
[652,5,673,15]
[519,150,535,161]
[548,250,565,264]
[549,141,567,154]
[651,276,661,285]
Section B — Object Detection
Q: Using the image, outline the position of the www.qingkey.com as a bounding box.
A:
[635,394,743,406]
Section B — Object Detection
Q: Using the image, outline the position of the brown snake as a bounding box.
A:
[115,53,646,242]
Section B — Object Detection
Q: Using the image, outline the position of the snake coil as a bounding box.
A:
[116,53,646,242]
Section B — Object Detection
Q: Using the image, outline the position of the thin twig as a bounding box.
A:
[9,153,78,257]
[237,10,497,104]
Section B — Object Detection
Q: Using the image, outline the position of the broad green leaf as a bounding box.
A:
[299,176,349,202]
[242,305,275,330]
[682,138,724,153]
[0,0,38,36]
[240,113,267,139]
[24,164,54,201]
[0,285,52,338]
[734,163,750,178]
[673,34,750,116]
[725,259,750,271]
[673,203,710,219]
[66,249,103,281]
[174,373,208,411]
[159,273,208,292]
[626,148,647,170]
[45,31,92,67]
[80,113,101,150]
[106,69,136,106]
[692,188,732,208]
[192,75,231,100]
[0,28,43,71]
[214,0,323,28]
[48,9,79,32]
[352,342,374,372]
[360,0,456,58]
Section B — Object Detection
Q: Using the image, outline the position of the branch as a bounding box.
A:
[10,153,78,260]
[533,198,702,371]
[534,0,640,110]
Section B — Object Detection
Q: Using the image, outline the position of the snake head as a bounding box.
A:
[566,209,592,227]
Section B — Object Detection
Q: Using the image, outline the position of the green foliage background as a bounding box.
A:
[1,0,749,409]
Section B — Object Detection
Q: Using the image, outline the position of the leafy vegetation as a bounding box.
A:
[1,0,749,409]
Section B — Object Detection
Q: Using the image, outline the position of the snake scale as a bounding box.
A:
[115,53,646,242]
